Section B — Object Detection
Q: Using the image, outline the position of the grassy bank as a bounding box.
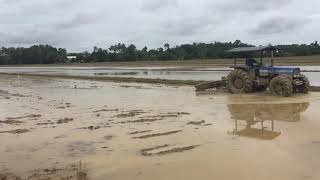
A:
[1,55,320,68]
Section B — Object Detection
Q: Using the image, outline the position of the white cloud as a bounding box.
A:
[0,0,319,52]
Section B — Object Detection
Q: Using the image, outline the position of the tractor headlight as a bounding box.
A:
[293,69,300,77]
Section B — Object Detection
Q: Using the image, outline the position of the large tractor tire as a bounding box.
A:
[269,75,293,97]
[300,74,310,94]
[227,69,253,94]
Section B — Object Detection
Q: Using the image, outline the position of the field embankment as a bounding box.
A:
[1,55,320,68]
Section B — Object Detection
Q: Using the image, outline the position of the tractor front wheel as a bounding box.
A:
[269,76,293,97]
[227,69,253,94]
[299,74,310,94]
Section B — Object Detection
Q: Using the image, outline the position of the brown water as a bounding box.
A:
[0,75,320,180]
[0,66,319,86]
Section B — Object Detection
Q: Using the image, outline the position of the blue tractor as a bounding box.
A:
[226,46,309,97]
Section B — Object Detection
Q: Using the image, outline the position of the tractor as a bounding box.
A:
[226,46,310,97]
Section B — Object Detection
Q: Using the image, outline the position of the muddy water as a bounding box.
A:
[0,66,320,85]
[1,75,320,180]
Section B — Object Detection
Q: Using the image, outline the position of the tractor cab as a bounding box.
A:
[226,46,309,97]
[227,46,296,76]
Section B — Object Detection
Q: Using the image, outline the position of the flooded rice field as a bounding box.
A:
[1,74,320,180]
[0,66,320,85]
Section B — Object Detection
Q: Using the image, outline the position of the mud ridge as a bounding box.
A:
[155,145,199,156]
[133,130,182,139]
[187,120,206,125]
[141,145,170,156]
[93,109,119,113]
[141,144,199,156]
[140,112,190,119]
[113,110,146,118]
[127,112,190,123]
[0,119,23,125]
[36,122,55,126]
[119,85,151,89]
[56,103,72,109]
[128,130,152,135]
[0,129,30,134]
[0,163,84,180]
[79,125,103,130]
[0,89,26,98]
[127,117,164,123]
[0,173,22,180]
[56,118,74,124]
[6,114,41,120]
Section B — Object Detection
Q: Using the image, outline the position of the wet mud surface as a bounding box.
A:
[1,75,320,180]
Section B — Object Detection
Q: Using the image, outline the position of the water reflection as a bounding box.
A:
[227,102,310,140]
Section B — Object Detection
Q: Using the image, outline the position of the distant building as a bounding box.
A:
[67,56,77,60]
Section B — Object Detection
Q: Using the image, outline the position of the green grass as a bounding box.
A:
[76,161,87,180]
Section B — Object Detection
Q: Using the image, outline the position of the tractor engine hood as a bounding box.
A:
[272,67,301,76]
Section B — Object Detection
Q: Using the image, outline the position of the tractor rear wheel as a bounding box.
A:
[300,74,310,94]
[269,76,293,97]
[227,69,253,94]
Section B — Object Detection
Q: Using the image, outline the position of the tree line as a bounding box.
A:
[0,45,67,65]
[1,40,320,65]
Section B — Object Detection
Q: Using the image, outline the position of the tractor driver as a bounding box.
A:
[245,56,259,67]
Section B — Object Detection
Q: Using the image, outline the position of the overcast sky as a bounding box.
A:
[0,0,319,52]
